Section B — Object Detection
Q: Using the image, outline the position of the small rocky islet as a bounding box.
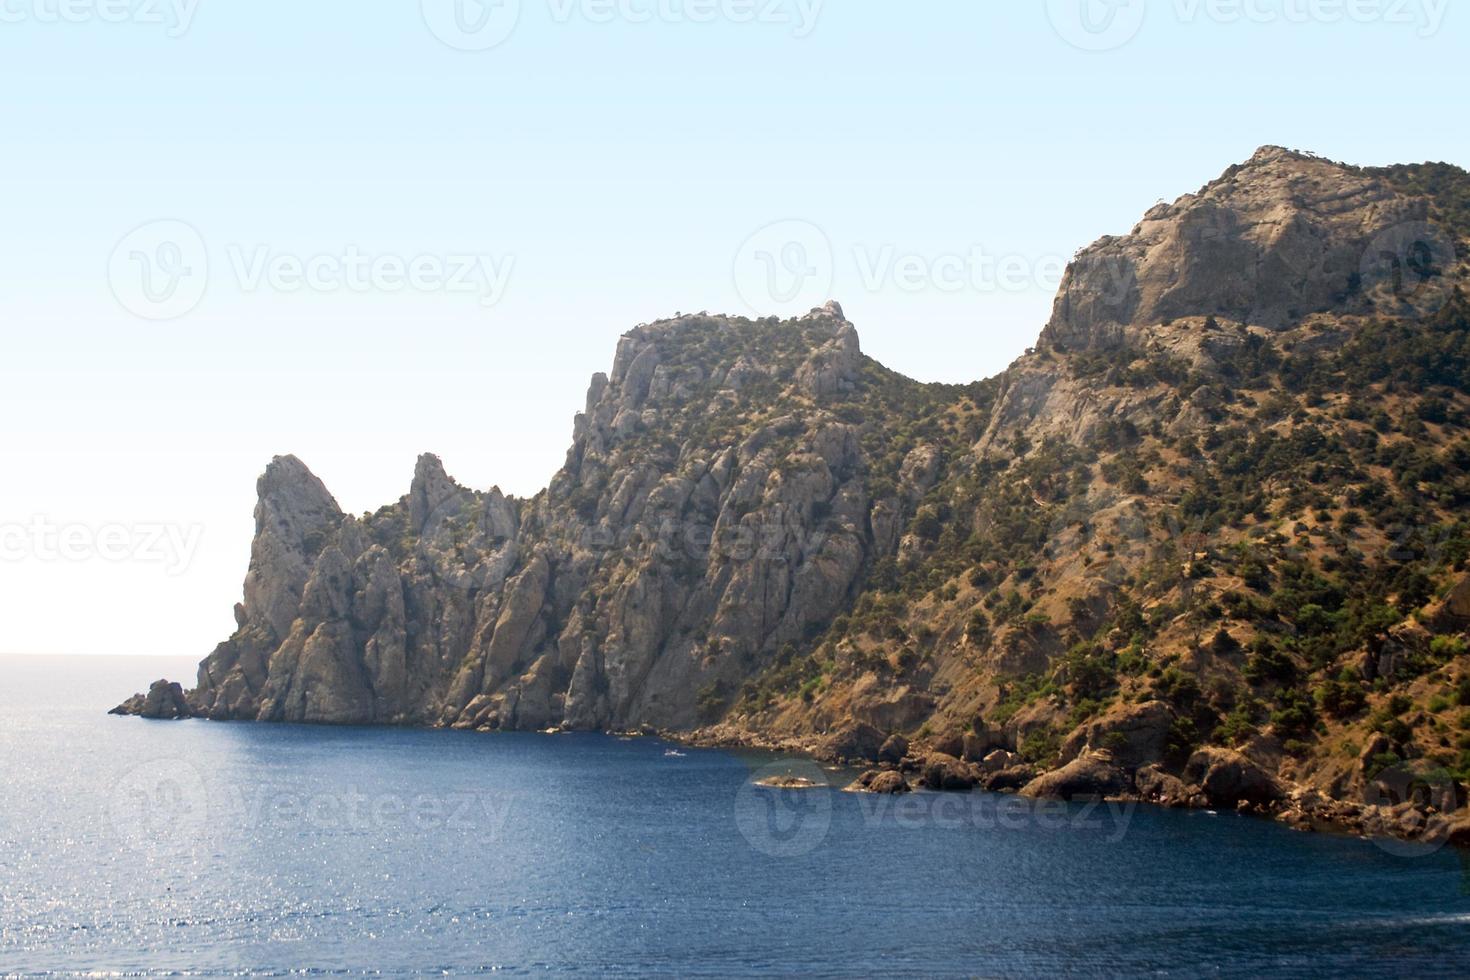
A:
[117,147,1470,852]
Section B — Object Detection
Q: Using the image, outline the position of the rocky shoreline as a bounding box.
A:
[110,150,1470,864]
[113,677,1469,850]
[679,719,1470,853]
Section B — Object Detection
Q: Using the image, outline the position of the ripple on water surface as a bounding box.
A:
[2,654,1469,977]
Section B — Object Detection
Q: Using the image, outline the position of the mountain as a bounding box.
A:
[118,147,1470,845]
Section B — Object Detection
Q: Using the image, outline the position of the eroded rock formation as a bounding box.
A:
[116,148,1470,847]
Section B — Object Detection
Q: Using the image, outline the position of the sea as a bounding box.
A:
[2,654,1468,977]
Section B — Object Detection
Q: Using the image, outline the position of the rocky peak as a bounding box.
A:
[1042,146,1429,351]
[408,453,463,533]
[563,305,864,476]
[243,455,344,641]
[255,455,340,535]
[1242,144,1315,167]
[795,302,861,397]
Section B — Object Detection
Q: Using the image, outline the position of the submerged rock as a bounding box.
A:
[755,775,822,790]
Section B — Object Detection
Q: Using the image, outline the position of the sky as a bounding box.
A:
[1,0,1467,658]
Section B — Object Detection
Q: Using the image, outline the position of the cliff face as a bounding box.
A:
[122,148,1470,839]
[1041,146,1459,352]
[184,304,974,733]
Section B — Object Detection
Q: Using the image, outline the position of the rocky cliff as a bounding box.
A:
[119,147,1470,845]
[161,303,975,735]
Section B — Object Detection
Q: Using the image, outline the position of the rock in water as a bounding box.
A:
[111,680,193,720]
[755,775,821,790]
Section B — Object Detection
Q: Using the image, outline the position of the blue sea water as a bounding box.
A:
[2,654,1469,977]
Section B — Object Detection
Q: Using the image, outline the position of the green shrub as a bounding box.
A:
[1366,752,1403,780]
[965,609,990,644]
[1020,728,1061,766]
[1245,640,1298,685]
[1316,678,1368,719]
[1216,709,1258,747]
[1270,689,1318,740]
[1166,717,1200,764]
[1432,636,1469,660]
[1153,668,1203,709]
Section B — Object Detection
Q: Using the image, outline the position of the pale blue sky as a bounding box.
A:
[1,0,1466,656]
